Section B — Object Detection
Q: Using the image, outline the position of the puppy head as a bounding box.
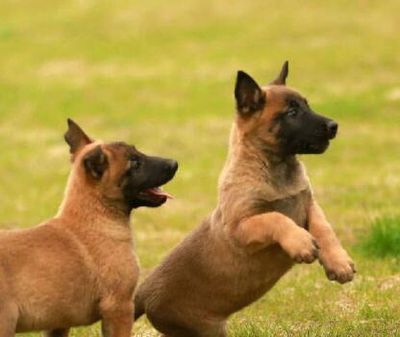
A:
[64,119,178,210]
[234,61,338,156]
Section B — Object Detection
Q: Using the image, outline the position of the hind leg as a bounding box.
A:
[157,328,200,337]
[149,314,226,337]
[158,325,226,337]
[42,329,70,337]
[160,330,228,337]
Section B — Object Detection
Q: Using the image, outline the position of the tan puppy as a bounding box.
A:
[0,120,177,337]
[134,62,356,337]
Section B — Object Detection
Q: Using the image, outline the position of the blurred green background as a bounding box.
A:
[0,0,399,336]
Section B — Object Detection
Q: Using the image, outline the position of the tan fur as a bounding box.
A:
[308,201,355,283]
[0,140,138,337]
[136,81,355,337]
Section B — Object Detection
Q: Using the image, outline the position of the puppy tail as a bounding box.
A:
[134,288,146,320]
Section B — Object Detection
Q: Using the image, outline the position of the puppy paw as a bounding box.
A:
[280,228,319,264]
[319,248,356,284]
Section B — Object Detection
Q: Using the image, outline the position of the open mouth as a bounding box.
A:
[141,187,174,200]
[136,186,174,207]
[123,158,178,209]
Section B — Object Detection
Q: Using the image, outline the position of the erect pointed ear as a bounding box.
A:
[234,71,266,116]
[269,60,289,85]
[64,119,93,154]
[83,146,108,179]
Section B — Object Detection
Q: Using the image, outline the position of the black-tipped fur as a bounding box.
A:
[234,71,266,116]
[64,119,92,154]
[270,60,289,85]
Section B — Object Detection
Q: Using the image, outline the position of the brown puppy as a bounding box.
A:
[0,120,178,337]
[135,62,356,337]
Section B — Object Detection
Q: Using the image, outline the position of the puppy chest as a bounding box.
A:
[257,189,311,228]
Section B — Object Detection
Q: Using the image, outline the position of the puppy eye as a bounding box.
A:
[286,101,299,117]
[130,159,141,169]
[287,108,298,117]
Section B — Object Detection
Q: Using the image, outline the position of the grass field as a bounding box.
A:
[1,0,400,336]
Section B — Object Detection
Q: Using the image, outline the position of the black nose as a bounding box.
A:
[326,121,338,139]
[165,159,178,175]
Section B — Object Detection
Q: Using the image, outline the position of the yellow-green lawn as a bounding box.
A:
[1,1,399,336]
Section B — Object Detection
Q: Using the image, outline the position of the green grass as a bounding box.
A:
[1,0,400,336]
[230,320,400,337]
[359,217,400,258]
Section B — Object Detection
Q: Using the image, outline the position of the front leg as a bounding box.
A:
[308,200,356,283]
[233,211,319,263]
[101,300,133,337]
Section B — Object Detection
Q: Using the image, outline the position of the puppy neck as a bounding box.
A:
[218,124,310,202]
[221,124,301,177]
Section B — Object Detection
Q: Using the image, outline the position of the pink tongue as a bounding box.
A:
[147,187,174,199]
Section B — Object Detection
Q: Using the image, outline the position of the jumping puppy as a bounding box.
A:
[0,120,177,337]
[134,62,355,337]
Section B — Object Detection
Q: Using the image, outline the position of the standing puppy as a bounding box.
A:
[135,62,356,337]
[0,120,178,337]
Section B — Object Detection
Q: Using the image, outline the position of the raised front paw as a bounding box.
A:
[280,227,319,264]
[319,248,356,284]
